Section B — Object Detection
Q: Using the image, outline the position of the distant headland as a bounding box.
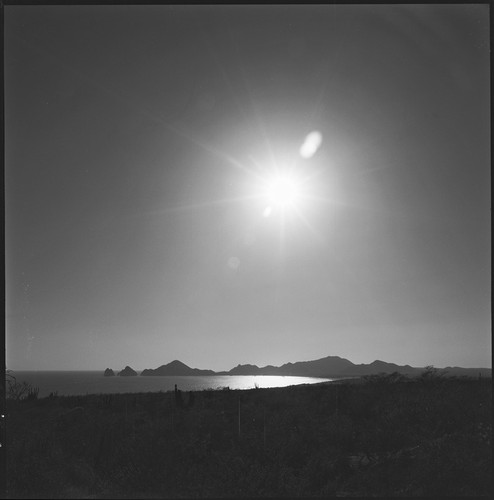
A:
[105,356,491,378]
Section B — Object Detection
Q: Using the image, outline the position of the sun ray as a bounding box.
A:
[164,194,265,213]
[133,194,265,220]
[166,125,265,183]
[278,207,287,259]
[232,42,278,173]
[292,205,325,243]
[302,193,347,207]
[198,14,250,123]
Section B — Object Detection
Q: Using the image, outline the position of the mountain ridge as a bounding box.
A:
[137,356,491,378]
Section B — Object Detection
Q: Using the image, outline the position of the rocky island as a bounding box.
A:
[118,366,138,376]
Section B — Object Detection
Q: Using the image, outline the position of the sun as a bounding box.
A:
[262,172,302,211]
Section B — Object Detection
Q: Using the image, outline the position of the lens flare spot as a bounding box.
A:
[299,130,322,159]
[227,256,240,270]
[263,206,272,217]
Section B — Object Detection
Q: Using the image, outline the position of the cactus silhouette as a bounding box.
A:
[174,384,183,408]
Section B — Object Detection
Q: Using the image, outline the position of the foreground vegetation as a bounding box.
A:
[5,372,492,498]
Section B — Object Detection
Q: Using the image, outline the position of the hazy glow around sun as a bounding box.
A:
[257,131,323,218]
[215,130,330,227]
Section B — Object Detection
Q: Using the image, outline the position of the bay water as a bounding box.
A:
[9,371,335,398]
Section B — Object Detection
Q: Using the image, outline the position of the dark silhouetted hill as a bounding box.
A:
[341,359,422,377]
[217,356,355,377]
[228,364,262,375]
[441,366,492,377]
[277,355,356,377]
[140,360,215,376]
[118,366,137,376]
[104,368,115,377]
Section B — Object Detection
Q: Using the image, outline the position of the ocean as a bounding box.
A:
[9,371,335,398]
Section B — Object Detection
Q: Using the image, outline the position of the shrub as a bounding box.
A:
[5,371,39,401]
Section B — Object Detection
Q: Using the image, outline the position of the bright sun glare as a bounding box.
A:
[265,173,301,207]
[255,131,323,218]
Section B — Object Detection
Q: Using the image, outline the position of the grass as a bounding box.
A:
[5,373,492,498]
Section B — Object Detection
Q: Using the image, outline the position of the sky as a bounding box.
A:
[5,4,491,371]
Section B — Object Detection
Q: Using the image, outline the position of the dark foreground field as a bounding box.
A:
[5,372,492,498]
